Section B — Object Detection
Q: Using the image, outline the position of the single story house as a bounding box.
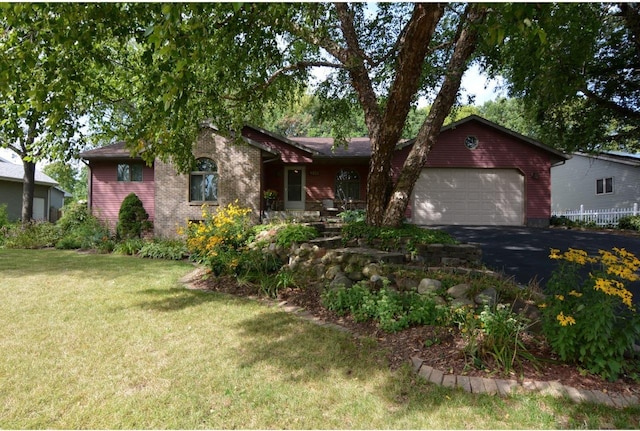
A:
[0,157,68,222]
[80,115,569,238]
[551,151,640,212]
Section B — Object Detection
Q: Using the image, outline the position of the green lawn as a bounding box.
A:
[1,249,638,429]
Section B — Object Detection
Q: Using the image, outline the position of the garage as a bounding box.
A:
[412,168,525,226]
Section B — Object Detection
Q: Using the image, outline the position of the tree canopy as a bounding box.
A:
[485,2,640,153]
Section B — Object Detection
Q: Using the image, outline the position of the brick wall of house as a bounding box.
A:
[154,128,262,238]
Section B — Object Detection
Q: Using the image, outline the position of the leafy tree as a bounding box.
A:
[484,3,640,153]
[0,4,106,223]
[42,161,80,199]
[478,97,540,138]
[90,3,496,226]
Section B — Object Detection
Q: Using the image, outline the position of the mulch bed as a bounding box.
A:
[185,269,640,398]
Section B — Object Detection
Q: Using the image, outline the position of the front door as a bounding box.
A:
[284,166,305,210]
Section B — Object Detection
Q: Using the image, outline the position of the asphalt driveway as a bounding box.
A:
[436,225,640,306]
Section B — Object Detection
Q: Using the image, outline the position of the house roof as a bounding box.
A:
[80,141,145,161]
[80,115,571,164]
[0,158,59,187]
[574,151,640,167]
[289,137,373,158]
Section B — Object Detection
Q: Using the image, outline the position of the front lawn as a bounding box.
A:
[1,249,638,429]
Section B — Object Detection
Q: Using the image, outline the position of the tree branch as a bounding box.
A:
[582,87,640,120]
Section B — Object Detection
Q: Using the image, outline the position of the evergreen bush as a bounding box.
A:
[117,193,149,239]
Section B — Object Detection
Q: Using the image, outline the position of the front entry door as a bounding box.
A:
[284,166,305,210]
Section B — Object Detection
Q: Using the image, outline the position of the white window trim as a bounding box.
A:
[595,177,614,195]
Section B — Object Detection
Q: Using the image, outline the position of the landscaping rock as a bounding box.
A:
[324,265,342,280]
[362,263,381,278]
[447,283,471,299]
[396,277,419,292]
[418,278,442,295]
[474,287,497,306]
[329,272,353,289]
[450,297,475,308]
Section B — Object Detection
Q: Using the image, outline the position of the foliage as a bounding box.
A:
[116,193,150,240]
[341,221,457,250]
[485,3,640,153]
[618,215,640,231]
[138,239,188,260]
[0,3,110,221]
[113,238,145,256]
[322,281,449,333]
[186,202,255,275]
[273,223,318,248]
[0,204,9,229]
[42,161,82,200]
[452,304,532,373]
[57,201,91,232]
[55,220,112,252]
[337,209,366,223]
[549,215,598,229]
[541,248,640,380]
[2,222,61,249]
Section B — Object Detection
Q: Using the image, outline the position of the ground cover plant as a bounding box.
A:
[1,249,639,429]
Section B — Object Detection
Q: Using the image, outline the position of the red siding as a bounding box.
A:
[392,122,553,221]
[89,161,155,229]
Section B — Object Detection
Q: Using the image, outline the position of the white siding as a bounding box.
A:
[551,154,640,211]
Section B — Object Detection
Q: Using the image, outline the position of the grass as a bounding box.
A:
[1,249,639,429]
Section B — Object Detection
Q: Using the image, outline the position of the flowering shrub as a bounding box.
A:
[542,247,640,380]
[186,202,253,275]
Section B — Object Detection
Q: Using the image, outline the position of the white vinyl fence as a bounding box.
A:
[552,203,639,227]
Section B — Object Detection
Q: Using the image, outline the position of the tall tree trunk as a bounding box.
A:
[382,5,486,227]
[20,121,39,225]
[21,160,36,224]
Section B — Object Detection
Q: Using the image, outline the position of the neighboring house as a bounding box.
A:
[81,115,569,238]
[0,157,69,222]
[551,151,640,212]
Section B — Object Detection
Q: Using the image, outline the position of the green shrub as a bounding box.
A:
[116,193,149,239]
[138,239,188,260]
[274,223,318,248]
[618,215,640,231]
[341,221,457,250]
[337,209,366,223]
[55,215,111,251]
[114,238,145,255]
[3,222,62,249]
[322,281,448,333]
[542,248,640,381]
[57,201,91,233]
[0,204,10,229]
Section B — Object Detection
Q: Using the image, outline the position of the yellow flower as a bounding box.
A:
[568,290,583,297]
[557,312,576,326]
[549,248,561,259]
[555,294,564,301]
[538,303,547,308]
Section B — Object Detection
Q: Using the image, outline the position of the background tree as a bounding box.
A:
[0,4,104,222]
[484,3,640,153]
[42,161,86,201]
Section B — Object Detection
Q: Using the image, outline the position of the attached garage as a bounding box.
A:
[412,168,525,226]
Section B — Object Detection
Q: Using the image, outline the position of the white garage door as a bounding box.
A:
[412,168,524,226]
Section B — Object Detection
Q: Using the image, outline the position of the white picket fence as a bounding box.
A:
[552,203,639,227]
